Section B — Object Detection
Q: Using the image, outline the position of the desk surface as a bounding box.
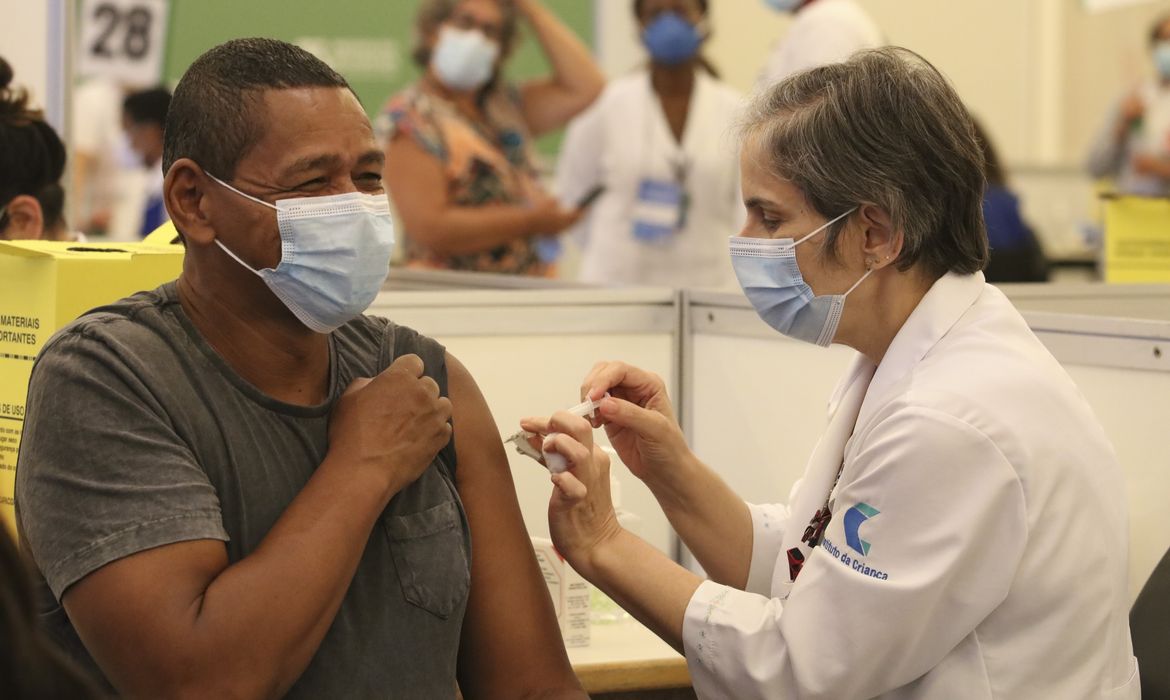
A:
[568,618,691,693]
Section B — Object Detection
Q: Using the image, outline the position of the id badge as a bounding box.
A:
[632,178,685,244]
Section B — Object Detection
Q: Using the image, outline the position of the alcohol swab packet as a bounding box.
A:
[504,395,608,473]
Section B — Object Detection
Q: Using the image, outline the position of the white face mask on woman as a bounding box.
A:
[431,26,499,92]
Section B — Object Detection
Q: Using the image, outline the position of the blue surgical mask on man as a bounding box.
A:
[1154,41,1170,80]
[728,208,873,347]
[431,26,500,92]
[207,174,396,333]
[642,12,703,66]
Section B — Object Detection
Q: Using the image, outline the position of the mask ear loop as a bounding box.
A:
[846,252,894,297]
[214,239,265,276]
[206,172,278,211]
[790,207,858,249]
[843,265,874,297]
[205,171,280,275]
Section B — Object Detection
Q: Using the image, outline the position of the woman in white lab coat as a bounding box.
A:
[555,0,744,289]
[523,48,1141,699]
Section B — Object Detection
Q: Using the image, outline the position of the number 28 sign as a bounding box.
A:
[77,0,169,87]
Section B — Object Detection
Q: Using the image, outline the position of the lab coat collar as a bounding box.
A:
[643,67,714,154]
[827,351,876,419]
[855,271,987,430]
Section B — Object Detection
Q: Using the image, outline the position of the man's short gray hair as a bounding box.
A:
[741,47,989,279]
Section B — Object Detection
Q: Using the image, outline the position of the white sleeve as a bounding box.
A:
[761,13,879,88]
[682,406,1027,699]
[744,502,789,595]
[1087,95,1127,180]
[730,165,747,231]
[554,98,606,247]
[71,82,113,155]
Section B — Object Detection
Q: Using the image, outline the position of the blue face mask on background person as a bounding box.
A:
[729,208,873,348]
[763,0,802,12]
[208,174,396,333]
[1154,41,1170,80]
[642,12,703,66]
[431,26,500,92]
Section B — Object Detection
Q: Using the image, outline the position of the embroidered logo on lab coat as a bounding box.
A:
[843,502,880,555]
[819,503,891,582]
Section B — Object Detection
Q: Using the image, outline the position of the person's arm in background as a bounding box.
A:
[447,354,586,699]
[553,98,605,249]
[1131,151,1170,178]
[0,528,105,699]
[1088,91,1143,180]
[514,0,605,137]
[758,12,876,90]
[384,135,581,255]
[69,83,114,234]
[69,150,113,234]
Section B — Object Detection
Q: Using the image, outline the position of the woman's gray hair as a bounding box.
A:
[741,47,989,279]
[411,0,520,68]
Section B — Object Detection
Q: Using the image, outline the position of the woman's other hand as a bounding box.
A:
[521,410,623,577]
[527,193,584,235]
[1132,152,1170,178]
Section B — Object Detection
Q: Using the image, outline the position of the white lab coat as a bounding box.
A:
[683,272,1140,699]
[759,0,882,89]
[555,70,745,289]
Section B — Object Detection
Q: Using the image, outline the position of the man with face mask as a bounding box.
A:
[757,0,882,89]
[1088,13,1170,197]
[15,38,586,699]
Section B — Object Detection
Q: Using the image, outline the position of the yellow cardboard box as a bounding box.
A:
[0,240,184,537]
[1103,196,1170,283]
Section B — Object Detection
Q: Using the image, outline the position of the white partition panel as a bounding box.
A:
[685,296,855,507]
[369,288,679,557]
[1001,283,1170,322]
[687,292,1170,601]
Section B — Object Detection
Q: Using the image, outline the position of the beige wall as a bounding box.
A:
[1,0,52,113]
[595,0,1170,168]
[0,0,67,133]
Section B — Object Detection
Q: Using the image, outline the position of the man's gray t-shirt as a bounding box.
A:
[15,282,471,697]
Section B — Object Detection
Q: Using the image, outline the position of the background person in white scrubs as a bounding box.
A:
[757,0,882,88]
[1088,12,1170,197]
[524,49,1140,699]
[70,76,140,238]
[556,0,744,289]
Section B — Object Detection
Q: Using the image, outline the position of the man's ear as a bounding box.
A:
[1,195,45,240]
[858,203,902,270]
[164,158,216,247]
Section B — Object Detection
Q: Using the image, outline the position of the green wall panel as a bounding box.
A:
[161,1,594,156]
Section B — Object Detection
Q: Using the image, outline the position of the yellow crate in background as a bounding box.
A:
[1103,196,1170,283]
[0,240,184,538]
